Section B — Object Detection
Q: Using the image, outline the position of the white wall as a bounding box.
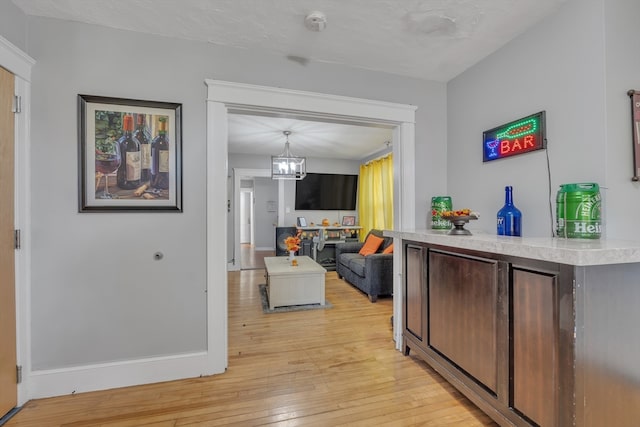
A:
[447,0,608,238]
[0,1,27,51]
[21,16,446,376]
[28,20,210,370]
[253,177,278,248]
[604,0,640,240]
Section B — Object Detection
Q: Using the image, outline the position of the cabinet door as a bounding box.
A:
[512,268,558,427]
[429,251,499,393]
[405,244,424,340]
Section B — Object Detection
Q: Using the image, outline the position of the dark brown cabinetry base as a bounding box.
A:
[404,244,424,341]
[403,243,575,427]
[429,251,500,394]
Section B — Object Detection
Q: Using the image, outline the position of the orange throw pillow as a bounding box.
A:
[382,243,394,254]
[359,234,384,256]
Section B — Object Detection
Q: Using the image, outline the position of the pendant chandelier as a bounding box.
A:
[271,130,306,180]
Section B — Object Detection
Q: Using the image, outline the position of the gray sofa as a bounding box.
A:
[335,229,393,302]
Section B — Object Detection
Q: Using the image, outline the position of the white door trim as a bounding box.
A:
[207,80,416,361]
[0,35,35,406]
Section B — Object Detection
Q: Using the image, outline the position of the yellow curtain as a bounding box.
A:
[358,154,393,240]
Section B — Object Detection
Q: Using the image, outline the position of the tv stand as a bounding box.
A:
[297,226,361,270]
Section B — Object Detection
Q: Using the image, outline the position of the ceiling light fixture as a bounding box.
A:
[271,131,306,180]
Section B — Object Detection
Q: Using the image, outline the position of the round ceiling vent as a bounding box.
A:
[305,11,327,32]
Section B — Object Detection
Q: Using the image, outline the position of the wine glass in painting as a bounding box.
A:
[95,132,121,199]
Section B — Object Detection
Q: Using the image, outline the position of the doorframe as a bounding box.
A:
[207,80,416,361]
[0,35,35,406]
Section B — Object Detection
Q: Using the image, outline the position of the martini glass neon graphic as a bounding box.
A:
[486,139,500,158]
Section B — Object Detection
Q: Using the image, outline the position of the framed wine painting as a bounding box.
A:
[78,95,182,212]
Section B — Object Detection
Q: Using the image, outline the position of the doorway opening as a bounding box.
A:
[229,116,391,271]
[207,80,417,372]
[231,168,278,271]
[237,174,278,270]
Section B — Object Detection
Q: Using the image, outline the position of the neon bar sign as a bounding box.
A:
[483,111,546,162]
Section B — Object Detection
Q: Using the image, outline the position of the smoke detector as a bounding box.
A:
[305,11,327,32]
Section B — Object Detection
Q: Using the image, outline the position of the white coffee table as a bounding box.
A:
[264,256,327,309]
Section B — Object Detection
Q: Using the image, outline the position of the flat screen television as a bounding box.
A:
[295,173,358,210]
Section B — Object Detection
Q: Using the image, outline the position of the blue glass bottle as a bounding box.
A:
[497,186,522,236]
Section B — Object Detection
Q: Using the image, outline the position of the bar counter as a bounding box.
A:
[386,228,640,266]
[386,228,640,427]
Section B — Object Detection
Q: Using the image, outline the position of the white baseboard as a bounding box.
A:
[254,246,274,251]
[27,351,224,399]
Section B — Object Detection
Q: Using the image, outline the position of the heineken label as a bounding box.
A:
[558,186,601,239]
[431,196,452,230]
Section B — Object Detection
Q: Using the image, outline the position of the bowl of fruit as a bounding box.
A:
[440,209,480,235]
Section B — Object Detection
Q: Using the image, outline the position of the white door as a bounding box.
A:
[240,190,252,244]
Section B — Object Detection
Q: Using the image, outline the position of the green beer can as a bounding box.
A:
[556,183,601,239]
[431,196,452,230]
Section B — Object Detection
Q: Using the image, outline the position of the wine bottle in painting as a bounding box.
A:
[151,116,170,189]
[134,114,151,183]
[116,114,141,190]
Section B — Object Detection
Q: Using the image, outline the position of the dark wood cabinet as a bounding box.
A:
[404,244,425,341]
[511,266,575,427]
[403,242,575,427]
[429,251,500,393]
[512,268,558,426]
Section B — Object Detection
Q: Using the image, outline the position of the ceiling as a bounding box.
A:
[228,114,393,161]
[12,0,566,160]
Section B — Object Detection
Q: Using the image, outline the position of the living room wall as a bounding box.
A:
[253,177,278,249]
[281,157,360,227]
[228,153,361,254]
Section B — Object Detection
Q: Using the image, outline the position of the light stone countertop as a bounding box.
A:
[384,229,640,266]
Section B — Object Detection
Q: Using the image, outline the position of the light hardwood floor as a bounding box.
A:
[6,270,497,426]
[240,244,274,270]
